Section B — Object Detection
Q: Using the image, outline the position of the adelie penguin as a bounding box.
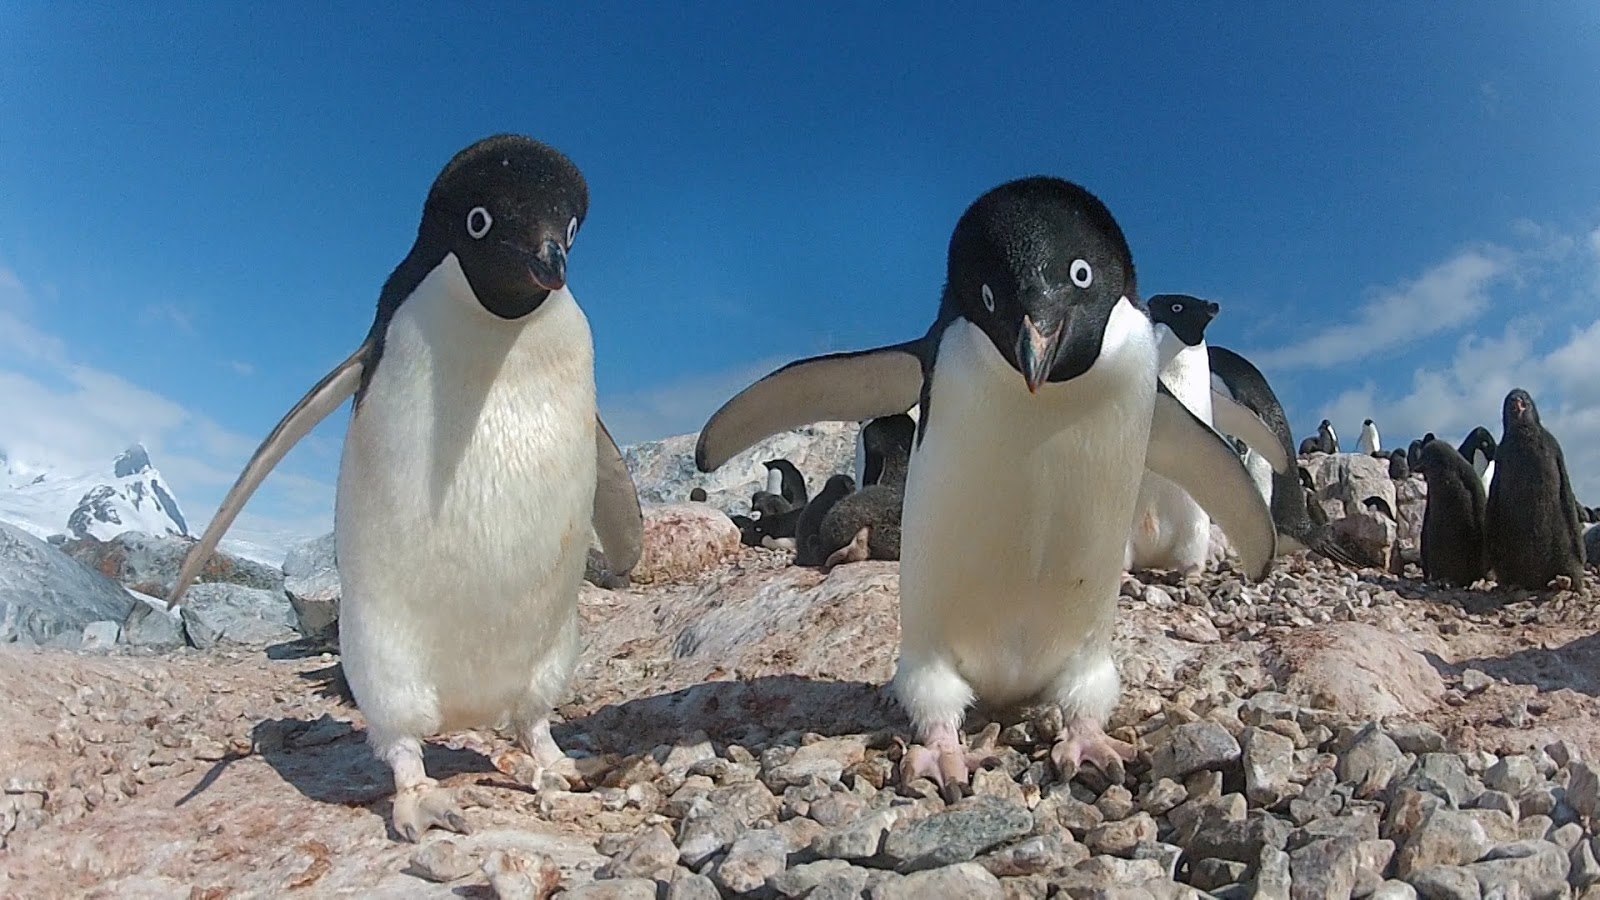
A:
[1458,426,1497,492]
[1125,294,1220,574]
[1317,419,1340,454]
[164,135,643,841]
[1358,419,1381,455]
[1484,389,1586,589]
[694,176,1276,791]
[1388,448,1410,480]
[763,458,808,505]
[1208,346,1362,567]
[794,474,857,566]
[1415,439,1487,586]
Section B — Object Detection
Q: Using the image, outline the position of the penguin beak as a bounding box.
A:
[1018,315,1064,394]
[527,239,568,291]
[1203,301,1220,320]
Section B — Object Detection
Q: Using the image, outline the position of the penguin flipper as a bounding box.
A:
[1146,383,1277,579]
[593,415,644,578]
[167,345,369,608]
[695,341,925,472]
[1210,389,1291,475]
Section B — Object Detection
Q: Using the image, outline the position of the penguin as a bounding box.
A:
[755,504,804,540]
[751,491,794,519]
[854,406,921,487]
[692,176,1276,790]
[1458,426,1497,491]
[860,413,917,488]
[1126,294,1220,574]
[1407,439,1425,472]
[1236,438,1274,507]
[1415,439,1487,586]
[1484,389,1586,589]
[1208,346,1362,567]
[1299,437,1321,456]
[689,487,708,502]
[1317,419,1339,454]
[817,484,904,569]
[162,136,643,841]
[763,458,809,506]
[1298,466,1316,493]
[1358,419,1381,455]
[728,514,764,547]
[795,474,857,566]
[1361,496,1394,519]
[1586,524,1599,568]
[1388,448,1410,480]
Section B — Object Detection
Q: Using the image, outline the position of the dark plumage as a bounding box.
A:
[1416,439,1487,586]
[817,484,904,567]
[750,491,792,518]
[1407,439,1425,471]
[763,459,808,506]
[728,514,763,547]
[1299,437,1320,456]
[860,414,916,488]
[795,474,857,566]
[1388,449,1410,480]
[1484,389,1586,589]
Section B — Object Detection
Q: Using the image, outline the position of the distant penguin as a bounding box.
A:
[1209,346,1361,567]
[1485,389,1586,589]
[750,491,793,518]
[1299,437,1321,455]
[817,483,904,569]
[860,414,917,488]
[763,458,808,505]
[795,473,857,566]
[1458,426,1497,491]
[1127,293,1220,574]
[1586,525,1599,567]
[1362,496,1394,519]
[1407,439,1425,471]
[854,406,920,487]
[1358,419,1381,455]
[1388,449,1410,480]
[1318,419,1339,454]
[1298,466,1316,493]
[689,487,708,502]
[693,176,1276,792]
[1415,439,1488,586]
[728,514,763,547]
[163,135,643,841]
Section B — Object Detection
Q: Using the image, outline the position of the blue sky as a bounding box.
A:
[3,4,1599,548]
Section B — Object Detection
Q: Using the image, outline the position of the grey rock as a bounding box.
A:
[769,860,861,898]
[814,809,897,860]
[79,619,119,650]
[482,848,563,899]
[1338,723,1409,799]
[664,872,721,900]
[1187,809,1292,863]
[1549,822,1585,851]
[602,826,680,880]
[1471,791,1520,823]
[1192,858,1248,891]
[1243,727,1296,806]
[979,832,1083,877]
[1484,756,1540,802]
[1290,810,1380,849]
[1290,836,1361,900]
[1518,815,1555,843]
[120,601,184,648]
[710,828,790,895]
[1399,755,1485,809]
[281,531,335,577]
[178,583,297,649]
[283,566,340,640]
[1372,882,1419,900]
[0,521,137,645]
[999,874,1050,900]
[1570,838,1600,890]
[559,879,659,900]
[1407,867,1480,900]
[676,803,744,869]
[1255,846,1293,900]
[1084,812,1158,857]
[1387,724,1447,755]
[1397,810,1492,877]
[892,863,1004,899]
[762,737,865,790]
[1130,842,1183,881]
[59,530,282,596]
[1147,721,1242,782]
[1035,792,1104,837]
[1567,763,1600,821]
[808,791,869,828]
[1140,779,1188,816]
[409,839,478,883]
[881,795,1033,873]
[1466,841,1570,900]
[1459,669,1492,695]
[624,422,858,512]
[1096,784,1136,821]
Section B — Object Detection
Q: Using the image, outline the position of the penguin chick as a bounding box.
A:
[817,483,904,570]
[795,473,857,566]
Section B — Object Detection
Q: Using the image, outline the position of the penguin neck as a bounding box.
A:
[1157,334,1213,423]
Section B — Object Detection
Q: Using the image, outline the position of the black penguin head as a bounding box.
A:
[1319,419,1333,431]
[1502,389,1540,429]
[943,177,1136,393]
[1148,294,1219,347]
[822,473,856,495]
[1459,426,1496,460]
[418,134,588,319]
[862,414,916,457]
[1415,438,1457,480]
[1298,466,1315,492]
[1363,419,1374,426]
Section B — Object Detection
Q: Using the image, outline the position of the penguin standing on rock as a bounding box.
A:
[1459,426,1497,492]
[1485,389,1586,589]
[1358,419,1381,455]
[694,176,1275,791]
[763,459,809,506]
[1415,439,1487,586]
[1388,449,1410,480]
[1318,419,1340,454]
[165,136,643,841]
[1126,294,1220,574]
[1407,439,1425,471]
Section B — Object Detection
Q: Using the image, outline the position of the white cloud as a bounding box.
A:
[601,356,792,446]
[0,266,334,549]
[1252,248,1511,371]
[228,359,256,376]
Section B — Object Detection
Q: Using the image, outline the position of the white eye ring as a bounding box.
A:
[566,216,578,247]
[1170,302,1183,313]
[466,207,492,239]
[1070,259,1093,288]
[980,283,995,312]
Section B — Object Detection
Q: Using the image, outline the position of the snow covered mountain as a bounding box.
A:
[0,444,191,543]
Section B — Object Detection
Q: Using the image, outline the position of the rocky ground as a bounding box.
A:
[3,535,1600,899]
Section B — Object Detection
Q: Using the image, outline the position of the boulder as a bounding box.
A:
[0,521,136,645]
[624,423,859,514]
[60,530,283,597]
[630,504,743,585]
[1305,453,1397,521]
[178,583,298,649]
[282,533,339,640]
[1265,622,1445,719]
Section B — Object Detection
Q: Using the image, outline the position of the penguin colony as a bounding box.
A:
[173,133,1592,840]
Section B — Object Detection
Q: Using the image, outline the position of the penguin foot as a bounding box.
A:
[392,780,471,843]
[1050,718,1135,783]
[823,526,873,572]
[898,722,1002,803]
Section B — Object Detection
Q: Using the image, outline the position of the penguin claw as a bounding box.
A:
[899,722,1003,803]
[1050,719,1135,784]
[392,781,471,843]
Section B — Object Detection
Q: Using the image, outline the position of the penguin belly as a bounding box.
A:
[897,310,1156,718]
[336,264,597,742]
[1127,340,1213,571]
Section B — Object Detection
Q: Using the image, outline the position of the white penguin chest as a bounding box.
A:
[898,305,1157,698]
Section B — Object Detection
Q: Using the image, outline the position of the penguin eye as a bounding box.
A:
[1069,259,1093,288]
[565,216,578,247]
[466,207,493,240]
[1170,302,1183,314]
[980,283,995,313]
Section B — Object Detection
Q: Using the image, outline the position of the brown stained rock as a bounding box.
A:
[1266,623,1447,720]
[629,504,742,585]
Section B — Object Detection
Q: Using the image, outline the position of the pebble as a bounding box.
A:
[481,849,563,900]
[1147,721,1242,783]
[1406,866,1480,900]
[664,872,721,900]
[1242,727,1296,806]
[1338,723,1410,799]
[813,809,896,860]
[1084,812,1158,857]
[408,839,478,883]
[558,877,659,900]
[1290,836,1362,900]
[601,825,680,880]
[881,795,1033,873]
[1397,810,1492,877]
[890,862,1004,899]
[710,828,791,895]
